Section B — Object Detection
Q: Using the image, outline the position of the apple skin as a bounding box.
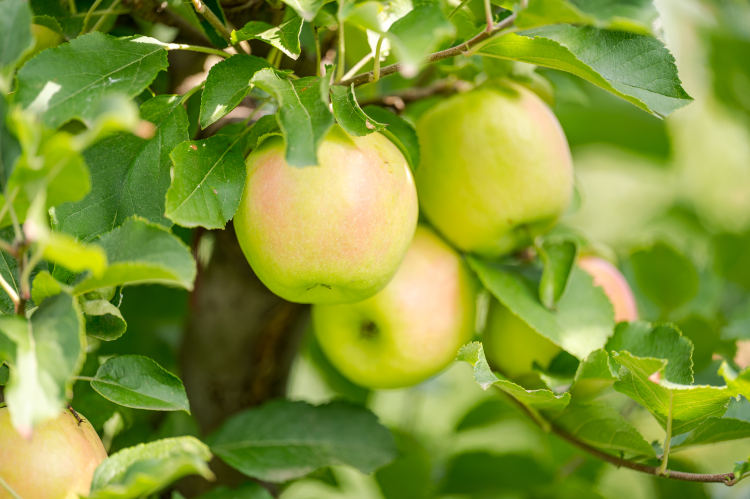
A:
[0,407,107,499]
[484,256,638,379]
[234,125,418,304]
[415,83,573,257]
[312,226,477,389]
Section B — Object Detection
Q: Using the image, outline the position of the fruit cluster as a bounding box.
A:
[235,82,638,389]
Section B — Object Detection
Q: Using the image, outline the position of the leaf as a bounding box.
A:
[0,247,19,314]
[516,0,657,34]
[720,363,750,399]
[386,3,456,77]
[612,352,732,434]
[0,0,34,89]
[165,133,248,229]
[0,94,21,190]
[362,105,420,171]
[88,436,214,499]
[81,298,126,341]
[231,10,303,59]
[606,321,694,384]
[476,26,692,117]
[440,452,554,495]
[280,0,325,22]
[629,242,699,314]
[538,238,577,309]
[16,33,168,128]
[208,399,396,482]
[199,54,269,129]
[551,400,656,457]
[55,95,189,240]
[674,417,750,449]
[6,125,91,225]
[196,483,273,499]
[31,270,63,304]
[469,257,614,360]
[458,342,571,412]
[331,85,385,136]
[252,70,334,167]
[569,349,616,399]
[41,231,108,277]
[73,217,197,294]
[91,355,189,412]
[1,293,84,436]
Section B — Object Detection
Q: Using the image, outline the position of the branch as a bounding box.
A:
[190,0,250,54]
[338,12,517,87]
[498,389,739,486]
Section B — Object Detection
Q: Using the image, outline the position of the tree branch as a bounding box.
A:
[338,12,517,87]
[497,388,739,486]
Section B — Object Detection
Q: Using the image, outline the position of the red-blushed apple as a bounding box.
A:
[736,340,750,370]
[0,407,107,499]
[234,125,418,304]
[484,256,638,380]
[415,83,573,257]
[312,226,477,389]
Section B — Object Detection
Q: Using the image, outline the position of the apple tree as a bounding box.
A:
[0,0,749,497]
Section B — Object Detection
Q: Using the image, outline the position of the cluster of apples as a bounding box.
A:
[235,82,638,389]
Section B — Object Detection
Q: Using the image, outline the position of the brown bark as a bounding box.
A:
[178,224,307,494]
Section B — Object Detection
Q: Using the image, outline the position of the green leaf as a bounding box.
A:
[81,298,126,341]
[538,239,577,309]
[0,0,34,90]
[0,247,20,314]
[41,231,108,277]
[0,94,21,190]
[91,355,189,412]
[361,105,420,171]
[73,217,197,294]
[331,85,385,136]
[386,3,456,77]
[231,10,303,59]
[675,417,750,449]
[1,293,84,436]
[476,26,692,117]
[55,95,189,240]
[612,352,732,434]
[6,125,90,225]
[440,452,554,496]
[16,33,168,128]
[280,0,325,22]
[196,483,273,499]
[458,342,571,412]
[165,133,248,229]
[208,399,396,482]
[88,436,214,499]
[720,363,750,399]
[569,349,616,399]
[516,0,657,34]
[31,270,63,304]
[629,242,699,314]
[469,257,614,360]
[252,70,334,167]
[199,54,269,129]
[606,321,694,384]
[551,400,656,456]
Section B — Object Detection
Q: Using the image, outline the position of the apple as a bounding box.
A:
[0,407,107,499]
[484,256,638,379]
[312,226,477,389]
[234,125,418,304]
[415,83,573,257]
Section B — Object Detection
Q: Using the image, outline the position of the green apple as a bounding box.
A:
[234,125,418,304]
[312,226,477,389]
[484,256,638,379]
[0,407,107,499]
[415,83,573,256]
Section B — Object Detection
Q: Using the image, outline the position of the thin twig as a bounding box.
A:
[338,12,517,87]
[81,0,105,33]
[165,42,230,59]
[498,388,739,486]
[191,0,249,54]
[90,0,123,32]
[0,274,19,308]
